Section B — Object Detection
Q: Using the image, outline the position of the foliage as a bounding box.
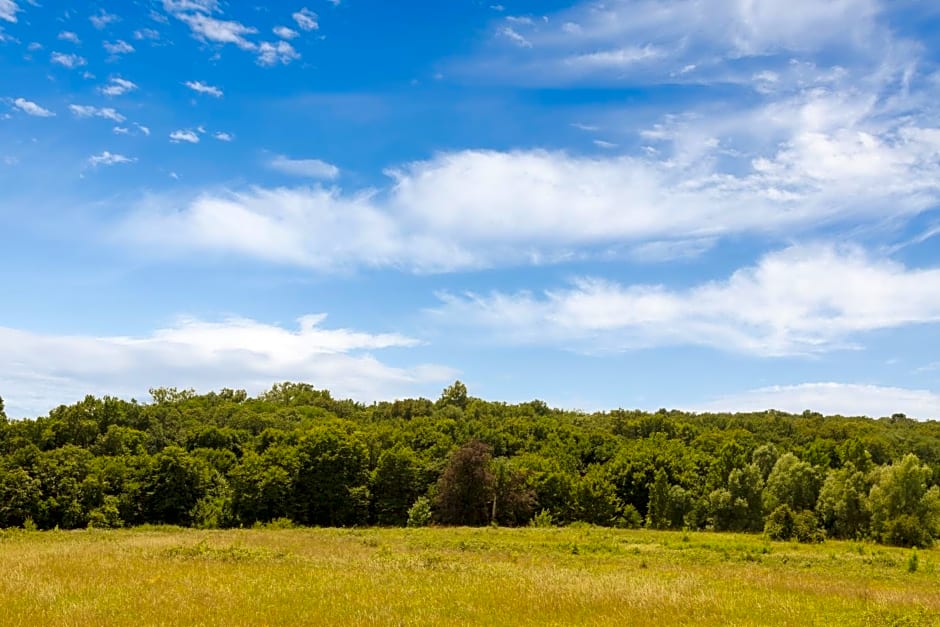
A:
[0,381,939,547]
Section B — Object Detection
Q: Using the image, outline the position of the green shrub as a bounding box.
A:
[406,496,432,528]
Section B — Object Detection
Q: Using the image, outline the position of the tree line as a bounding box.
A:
[0,382,938,547]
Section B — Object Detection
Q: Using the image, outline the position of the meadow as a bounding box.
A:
[0,525,937,626]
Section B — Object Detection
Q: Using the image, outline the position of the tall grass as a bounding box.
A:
[0,526,936,625]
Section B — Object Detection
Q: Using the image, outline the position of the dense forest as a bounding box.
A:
[1,382,938,547]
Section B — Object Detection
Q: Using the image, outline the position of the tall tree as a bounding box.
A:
[434,439,494,525]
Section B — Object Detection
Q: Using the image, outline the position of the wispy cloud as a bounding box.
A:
[12,97,54,117]
[169,129,199,143]
[268,155,339,179]
[292,7,318,31]
[461,0,884,85]
[99,76,138,96]
[0,315,453,418]
[133,28,160,40]
[88,150,134,167]
[69,104,125,122]
[51,52,87,68]
[184,79,223,97]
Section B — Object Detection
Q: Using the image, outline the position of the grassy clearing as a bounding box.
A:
[0,526,937,626]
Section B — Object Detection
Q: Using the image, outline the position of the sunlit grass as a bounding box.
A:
[0,526,937,625]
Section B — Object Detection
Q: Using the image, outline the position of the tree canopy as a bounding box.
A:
[1,383,939,546]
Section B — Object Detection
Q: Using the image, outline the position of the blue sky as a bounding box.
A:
[2,0,940,419]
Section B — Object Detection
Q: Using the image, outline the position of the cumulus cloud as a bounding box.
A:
[89,9,119,29]
[58,31,80,44]
[268,155,339,179]
[292,7,318,31]
[273,25,298,39]
[170,129,200,143]
[87,151,134,167]
[256,40,299,66]
[430,244,940,357]
[12,97,54,117]
[69,104,125,122]
[695,383,940,421]
[213,131,233,141]
[51,52,87,68]
[103,39,135,55]
[184,80,223,97]
[0,315,454,418]
[176,12,257,50]
[0,0,20,23]
[99,77,138,96]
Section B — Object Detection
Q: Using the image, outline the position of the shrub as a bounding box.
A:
[407,496,432,528]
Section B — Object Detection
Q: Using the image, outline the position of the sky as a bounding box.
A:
[2,0,940,420]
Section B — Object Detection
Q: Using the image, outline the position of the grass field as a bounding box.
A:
[0,525,937,626]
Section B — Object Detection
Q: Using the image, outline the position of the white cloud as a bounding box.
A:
[257,40,299,66]
[69,104,125,122]
[0,315,454,419]
[273,25,298,39]
[135,123,151,136]
[89,9,119,30]
[104,40,135,55]
[214,131,233,141]
[51,52,87,68]
[87,151,134,167]
[176,12,257,50]
[464,0,882,85]
[162,0,219,12]
[499,26,531,48]
[57,31,80,44]
[134,28,160,40]
[184,80,223,97]
[430,244,940,357]
[269,155,339,179]
[292,7,318,31]
[696,383,940,421]
[12,97,54,117]
[99,77,138,96]
[113,126,129,134]
[170,129,200,143]
[0,0,20,23]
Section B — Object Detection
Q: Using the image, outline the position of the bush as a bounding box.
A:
[406,497,432,528]
[884,515,934,548]
[764,505,795,541]
[765,506,824,543]
[529,510,554,528]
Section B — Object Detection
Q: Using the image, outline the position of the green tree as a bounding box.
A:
[575,466,622,526]
[0,466,40,527]
[292,427,370,527]
[646,468,671,529]
[371,445,422,526]
[869,454,940,547]
[816,463,870,539]
[764,453,820,513]
[437,380,469,410]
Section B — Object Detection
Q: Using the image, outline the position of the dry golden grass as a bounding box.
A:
[0,525,937,626]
